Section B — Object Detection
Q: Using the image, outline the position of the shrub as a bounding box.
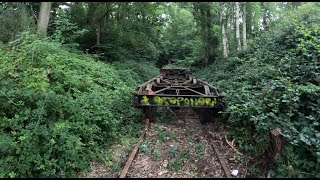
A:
[196,2,320,178]
[0,31,146,177]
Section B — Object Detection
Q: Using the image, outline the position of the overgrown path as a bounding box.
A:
[125,109,247,178]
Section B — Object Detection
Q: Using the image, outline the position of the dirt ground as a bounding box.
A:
[80,108,252,178]
[126,109,248,178]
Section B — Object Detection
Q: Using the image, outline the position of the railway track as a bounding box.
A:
[119,118,150,178]
[118,109,238,178]
[202,123,232,178]
[119,68,244,178]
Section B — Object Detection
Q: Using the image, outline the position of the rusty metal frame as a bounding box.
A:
[133,68,225,109]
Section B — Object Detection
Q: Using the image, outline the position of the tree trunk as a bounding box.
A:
[37,2,52,38]
[96,25,101,45]
[235,2,241,51]
[226,3,231,54]
[101,3,107,32]
[87,2,95,24]
[219,3,229,58]
[193,3,213,65]
[232,4,236,47]
[98,2,110,45]
[261,2,267,31]
[246,2,252,37]
[200,7,209,65]
[222,23,229,58]
[206,6,215,63]
[168,58,171,65]
[242,2,247,50]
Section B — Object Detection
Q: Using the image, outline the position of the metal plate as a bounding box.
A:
[135,94,222,108]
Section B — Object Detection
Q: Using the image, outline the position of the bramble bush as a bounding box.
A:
[196,2,320,178]
[0,32,157,177]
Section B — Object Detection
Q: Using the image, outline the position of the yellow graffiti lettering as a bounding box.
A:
[169,97,177,104]
[177,97,184,106]
[184,98,190,106]
[145,96,217,107]
[141,96,150,105]
[198,98,204,106]
[205,98,211,106]
[189,98,194,106]
[162,97,170,105]
[211,98,217,107]
[154,96,163,105]
[194,98,199,106]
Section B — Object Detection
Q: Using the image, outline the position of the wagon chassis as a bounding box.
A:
[133,68,225,123]
[119,68,229,178]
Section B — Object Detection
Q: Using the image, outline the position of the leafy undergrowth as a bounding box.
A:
[196,3,320,178]
[0,32,158,178]
[78,135,138,178]
[113,59,159,85]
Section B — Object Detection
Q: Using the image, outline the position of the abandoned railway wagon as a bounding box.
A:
[133,68,225,123]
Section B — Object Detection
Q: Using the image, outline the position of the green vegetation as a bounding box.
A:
[156,125,167,143]
[139,144,149,153]
[0,33,155,177]
[169,142,179,158]
[197,3,320,178]
[168,149,190,172]
[0,1,319,178]
[151,149,161,158]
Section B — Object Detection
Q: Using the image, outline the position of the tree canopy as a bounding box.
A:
[0,2,319,178]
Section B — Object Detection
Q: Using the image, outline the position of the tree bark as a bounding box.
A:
[193,3,214,65]
[96,25,101,45]
[232,4,236,45]
[219,3,229,58]
[246,2,252,37]
[235,2,241,51]
[226,3,232,53]
[242,2,247,50]
[87,2,95,24]
[261,2,267,31]
[200,6,209,65]
[37,2,52,38]
[222,23,229,58]
[101,3,107,32]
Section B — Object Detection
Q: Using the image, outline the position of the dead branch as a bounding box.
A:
[135,157,150,165]
[225,135,243,155]
[167,107,176,117]
[231,139,235,146]
[243,159,248,178]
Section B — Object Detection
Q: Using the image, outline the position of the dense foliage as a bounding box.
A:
[197,3,320,177]
[0,32,158,177]
[0,1,319,178]
[0,3,35,43]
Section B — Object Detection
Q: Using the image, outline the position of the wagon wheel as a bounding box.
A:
[194,108,216,124]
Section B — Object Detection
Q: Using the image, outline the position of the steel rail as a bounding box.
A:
[119,118,150,178]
